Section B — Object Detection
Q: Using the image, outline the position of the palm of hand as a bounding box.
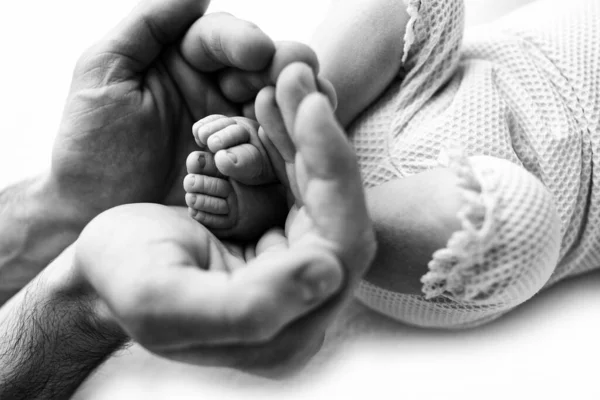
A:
[52,51,240,216]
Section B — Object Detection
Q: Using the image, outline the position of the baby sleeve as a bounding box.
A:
[394,0,466,136]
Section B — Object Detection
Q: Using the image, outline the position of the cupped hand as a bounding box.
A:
[49,0,319,223]
[73,80,376,374]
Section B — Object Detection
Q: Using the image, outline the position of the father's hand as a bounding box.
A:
[73,71,376,373]
[50,0,318,223]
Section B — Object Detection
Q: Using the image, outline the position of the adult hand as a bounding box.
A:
[74,80,375,373]
[49,0,319,224]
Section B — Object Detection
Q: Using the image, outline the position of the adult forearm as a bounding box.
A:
[0,247,127,399]
[0,174,87,304]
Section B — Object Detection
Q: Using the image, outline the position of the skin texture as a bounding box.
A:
[73,70,375,373]
[305,0,547,297]
[185,115,288,239]
[0,1,375,398]
[365,169,464,295]
[305,0,465,295]
[0,2,326,304]
[311,0,409,127]
[0,1,278,303]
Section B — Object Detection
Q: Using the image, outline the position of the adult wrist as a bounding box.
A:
[39,171,98,228]
[47,244,129,343]
[0,247,128,399]
[0,174,89,303]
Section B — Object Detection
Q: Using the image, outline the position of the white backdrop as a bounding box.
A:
[0,1,599,399]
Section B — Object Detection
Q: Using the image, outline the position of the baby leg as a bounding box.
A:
[357,153,563,328]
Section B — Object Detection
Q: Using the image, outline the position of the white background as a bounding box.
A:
[0,1,599,399]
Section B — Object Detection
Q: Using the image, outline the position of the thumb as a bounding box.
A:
[94,0,209,73]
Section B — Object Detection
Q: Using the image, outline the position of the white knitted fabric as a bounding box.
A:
[351,0,600,328]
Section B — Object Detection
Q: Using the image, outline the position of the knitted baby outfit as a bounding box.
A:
[352,0,600,328]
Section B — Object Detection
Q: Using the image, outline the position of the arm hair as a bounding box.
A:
[0,250,128,399]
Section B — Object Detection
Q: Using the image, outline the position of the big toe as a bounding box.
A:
[186,151,225,178]
[214,144,275,185]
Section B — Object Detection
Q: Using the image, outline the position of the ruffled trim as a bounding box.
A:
[421,148,501,301]
[402,0,421,64]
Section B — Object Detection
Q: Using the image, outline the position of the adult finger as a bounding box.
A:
[267,41,319,83]
[156,322,327,376]
[94,0,209,73]
[276,63,320,142]
[217,41,320,103]
[181,12,275,72]
[293,93,377,283]
[85,241,343,350]
[255,227,288,256]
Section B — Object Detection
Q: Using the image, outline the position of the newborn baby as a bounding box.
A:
[184,0,600,329]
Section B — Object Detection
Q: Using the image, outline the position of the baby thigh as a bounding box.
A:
[357,155,563,329]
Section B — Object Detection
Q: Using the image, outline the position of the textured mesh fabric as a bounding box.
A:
[351,0,600,328]
[422,152,561,304]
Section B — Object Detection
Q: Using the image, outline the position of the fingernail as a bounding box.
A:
[226,151,238,164]
[197,153,206,169]
[299,262,343,302]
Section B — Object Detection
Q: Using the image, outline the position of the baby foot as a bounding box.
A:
[184,117,287,240]
[193,115,277,186]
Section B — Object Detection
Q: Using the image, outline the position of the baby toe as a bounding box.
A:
[186,193,229,215]
[206,123,250,153]
[183,174,232,198]
[186,151,225,178]
[188,208,234,230]
[214,144,274,185]
[193,116,237,147]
